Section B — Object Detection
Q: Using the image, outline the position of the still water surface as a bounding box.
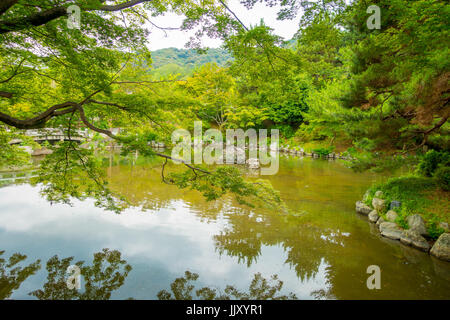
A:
[1,154,449,299]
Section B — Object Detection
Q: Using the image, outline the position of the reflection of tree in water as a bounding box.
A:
[213,205,344,282]
[106,159,235,217]
[157,271,297,300]
[106,160,341,283]
[0,249,131,300]
[2,249,297,300]
[214,209,263,267]
[0,251,41,299]
[30,248,132,300]
[215,206,450,299]
[19,158,450,299]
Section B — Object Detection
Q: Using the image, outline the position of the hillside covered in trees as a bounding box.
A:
[150,47,232,78]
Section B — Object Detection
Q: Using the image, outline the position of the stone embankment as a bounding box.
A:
[149,140,354,161]
[356,191,450,262]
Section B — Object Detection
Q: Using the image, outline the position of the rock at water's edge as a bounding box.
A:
[430,233,450,262]
[407,214,428,236]
[356,201,372,215]
[376,216,386,228]
[372,197,386,213]
[368,210,379,223]
[386,210,398,222]
[379,222,403,240]
[400,230,430,252]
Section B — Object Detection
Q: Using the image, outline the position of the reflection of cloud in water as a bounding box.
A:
[0,184,318,299]
[2,153,449,300]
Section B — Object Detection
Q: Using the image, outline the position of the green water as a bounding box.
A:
[0,154,449,299]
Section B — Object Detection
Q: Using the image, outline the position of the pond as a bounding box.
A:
[1,154,449,299]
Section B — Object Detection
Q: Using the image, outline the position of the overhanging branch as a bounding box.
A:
[0,91,13,99]
[0,0,154,34]
[74,104,211,175]
[0,102,77,129]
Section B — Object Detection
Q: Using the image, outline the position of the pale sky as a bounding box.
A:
[146,0,303,50]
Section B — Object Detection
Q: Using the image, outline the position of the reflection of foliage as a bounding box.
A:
[157,271,297,300]
[212,204,344,282]
[0,251,41,299]
[35,143,127,213]
[29,249,132,300]
[310,288,335,300]
[214,210,263,267]
[34,143,288,214]
[168,166,289,213]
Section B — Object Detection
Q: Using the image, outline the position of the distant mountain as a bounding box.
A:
[149,47,232,77]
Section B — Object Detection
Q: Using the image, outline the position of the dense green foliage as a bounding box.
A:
[416,150,450,190]
[0,0,448,213]
[150,47,231,78]
[416,150,450,177]
[434,166,450,191]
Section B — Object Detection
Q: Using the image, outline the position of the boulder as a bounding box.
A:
[376,216,386,228]
[356,201,372,215]
[386,210,398,222]
[407,214,427,236]
[374,190,383,198]
[372,197,386,213]
[430,233,450,261]
[400,230,430,252]
[368,210,379,223]
[379,222,403,240]
[389,200,402,210]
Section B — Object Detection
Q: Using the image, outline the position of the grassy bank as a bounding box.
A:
[364,176,449,239]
